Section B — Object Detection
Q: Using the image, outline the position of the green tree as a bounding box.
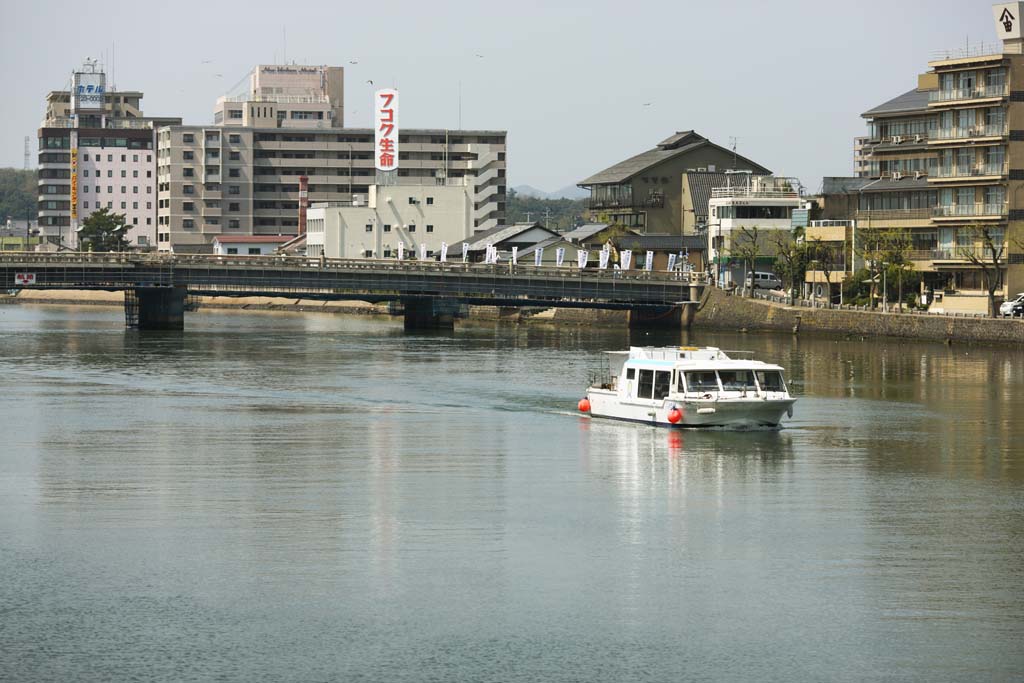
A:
[78,208,129,252]
[506,189,587,231]
[957,224,1006,318]
[0,168,37,223]
[770,230,807,303]
[728,225,761,297]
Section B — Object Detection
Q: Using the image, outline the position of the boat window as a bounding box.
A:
[626,368,635,380]
[755,371,786,393]
[637,369,654,399]
[684,371,719,392]
[653,371,671,400]
[719,370,757,392]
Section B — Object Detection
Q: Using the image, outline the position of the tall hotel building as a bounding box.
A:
[37,60,181,249]
[156,64,507,252]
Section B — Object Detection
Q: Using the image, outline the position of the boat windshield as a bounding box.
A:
[719,370,757,392]
[684,371,719,392]
[756,370,786,393]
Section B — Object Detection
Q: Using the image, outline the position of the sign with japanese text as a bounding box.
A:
[667,253,678,272]
[511,246,518,265]
[440,242,448,262]
[397,242,405,260]
[620,250,632,270]
[72,71,106,112]
[70,148,78,219]
[644,251,654,271]
[374,89,399,172]
[577,250,588,269]
[599,249,610,269]
[534,248,543,267]
[556,248,565,267]
[994,3,1024,39]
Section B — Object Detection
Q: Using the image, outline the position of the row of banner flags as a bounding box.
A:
[393,243,691,272]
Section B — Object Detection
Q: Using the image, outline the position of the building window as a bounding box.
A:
[132,202,138,209]
[229,168,240,177]
[229,202,239,212]
[183,151,194,160]
[183,168,194,177]
[107,154,113,162]
[121,186,126,193]
[229,151,240,161]
[132,186,138,193]
[426,197,433,205]
[83,169,89,178]
[121,170,126,178]
[365,224,373,232]
[229,219,239,229]
[229,134,241,143]
[183,202,194,211]
[147,217,152,225]
[248,247,261,255]
[121,202,126,209]
[229,186,240,195]
[408,197,416,205]
[183,134,194,143]
[227,247,238,254]
[183,219,194,228]
[133,154,139,162]
[107,185,113,193]
[83,154,89,161]
[83,201,89,209]
[408,224,416,232]
[383,224,391,232]
[133,170,138,178]
[107,170,113,178]
[183,185,194,195]
[229,110,243,119]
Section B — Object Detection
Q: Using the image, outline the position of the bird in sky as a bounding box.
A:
[366,79,374,85]
[201,59,213,64]
[642,102,652,107]
[215,74,223,78]
[349,60,358,64]
[475,53,484,58]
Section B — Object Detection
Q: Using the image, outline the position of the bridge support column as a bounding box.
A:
[628,305,684,330]
[402,296,459,330]
[127,286,186,330]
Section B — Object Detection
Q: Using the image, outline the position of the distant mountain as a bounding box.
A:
[512,184,589,200]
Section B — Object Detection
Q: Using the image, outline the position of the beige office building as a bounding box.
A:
[157,64,506,252]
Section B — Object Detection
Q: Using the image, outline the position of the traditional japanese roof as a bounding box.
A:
[861,88,931,118]
[560,223,612,243]
[214,234,295,244]
[578,131,771,186]
[614,234,707,252]
[514,236,577,258]
[448,222,557,256]
[683,172,730,219]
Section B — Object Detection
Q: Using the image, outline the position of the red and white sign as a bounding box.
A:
[374,89,399,172]
[15,272,36,286]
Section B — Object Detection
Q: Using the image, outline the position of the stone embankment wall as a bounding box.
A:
[693,288,1024,345]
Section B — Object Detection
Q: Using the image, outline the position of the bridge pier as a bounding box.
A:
[126,286,187,330]
[628,305,686,330]
[402,296,460,330]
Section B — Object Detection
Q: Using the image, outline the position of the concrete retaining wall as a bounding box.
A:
[693,288,1024,345]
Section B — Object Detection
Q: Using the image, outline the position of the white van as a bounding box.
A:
[745,271,782,290]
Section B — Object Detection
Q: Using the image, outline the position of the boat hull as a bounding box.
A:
[586,388,794,429]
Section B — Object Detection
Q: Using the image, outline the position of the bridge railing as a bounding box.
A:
[0,251,713,285]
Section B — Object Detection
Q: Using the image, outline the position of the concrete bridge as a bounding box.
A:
[0,252,707,330]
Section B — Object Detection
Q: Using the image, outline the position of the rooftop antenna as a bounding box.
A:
[729,136,738,168]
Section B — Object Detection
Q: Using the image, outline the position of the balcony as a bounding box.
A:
[928,84,1008,104]
[931,162,1007,179]
[931,245,1007,261]
[587,193,665,210]
[931,124,1007,141]
[932,203,1008,218]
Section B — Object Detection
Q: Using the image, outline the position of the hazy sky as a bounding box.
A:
[0,0,998,192]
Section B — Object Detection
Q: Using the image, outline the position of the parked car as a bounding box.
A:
[745,271,783,290]
[1000,292,1024,318]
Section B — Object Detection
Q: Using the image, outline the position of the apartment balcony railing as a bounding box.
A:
[809,220,854,227]
[932,203,1008,218]
[932,162,1008,178]
[929,84,1008,103]
[931,245,1007,260]
[932,124,1008,140]
[856,208,934,220]
[587,194,665,210]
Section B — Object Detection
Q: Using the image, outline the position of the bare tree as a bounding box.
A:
[808,237,839,306]
[770,231,807,304]
[855,230,887,308]
[728,225,761,297]
[882,228,913,311]
[958,224,1006,318]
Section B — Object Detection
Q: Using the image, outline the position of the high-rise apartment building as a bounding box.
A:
[37,59,181,249]
[157,64,506,253]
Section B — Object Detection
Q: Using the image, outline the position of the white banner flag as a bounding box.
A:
[440,242,448,262]
[420,243,427,261]
[620,250,632,271]
[556,247,566,267]
[644,251,654,271]
[485,243,494,264]
[599,249,610,269]
[462,245,469,263]
[534,247,544,267]
[577,250,589,269]
[667,253,678,272]
[397,242,405,260]
[511,246,518,265]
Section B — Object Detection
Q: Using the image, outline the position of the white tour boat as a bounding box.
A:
[579,346,796,429]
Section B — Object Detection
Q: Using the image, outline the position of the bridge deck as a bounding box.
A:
[0,252,706,309]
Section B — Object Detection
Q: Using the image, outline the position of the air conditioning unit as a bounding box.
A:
[892,172,904,180]
[914,171,923,179]
[892,136,904,144]
[915,134,923,143]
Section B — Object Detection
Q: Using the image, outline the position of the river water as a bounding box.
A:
[1,304,1022,682]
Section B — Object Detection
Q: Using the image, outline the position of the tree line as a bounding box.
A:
[0,169,36,224]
